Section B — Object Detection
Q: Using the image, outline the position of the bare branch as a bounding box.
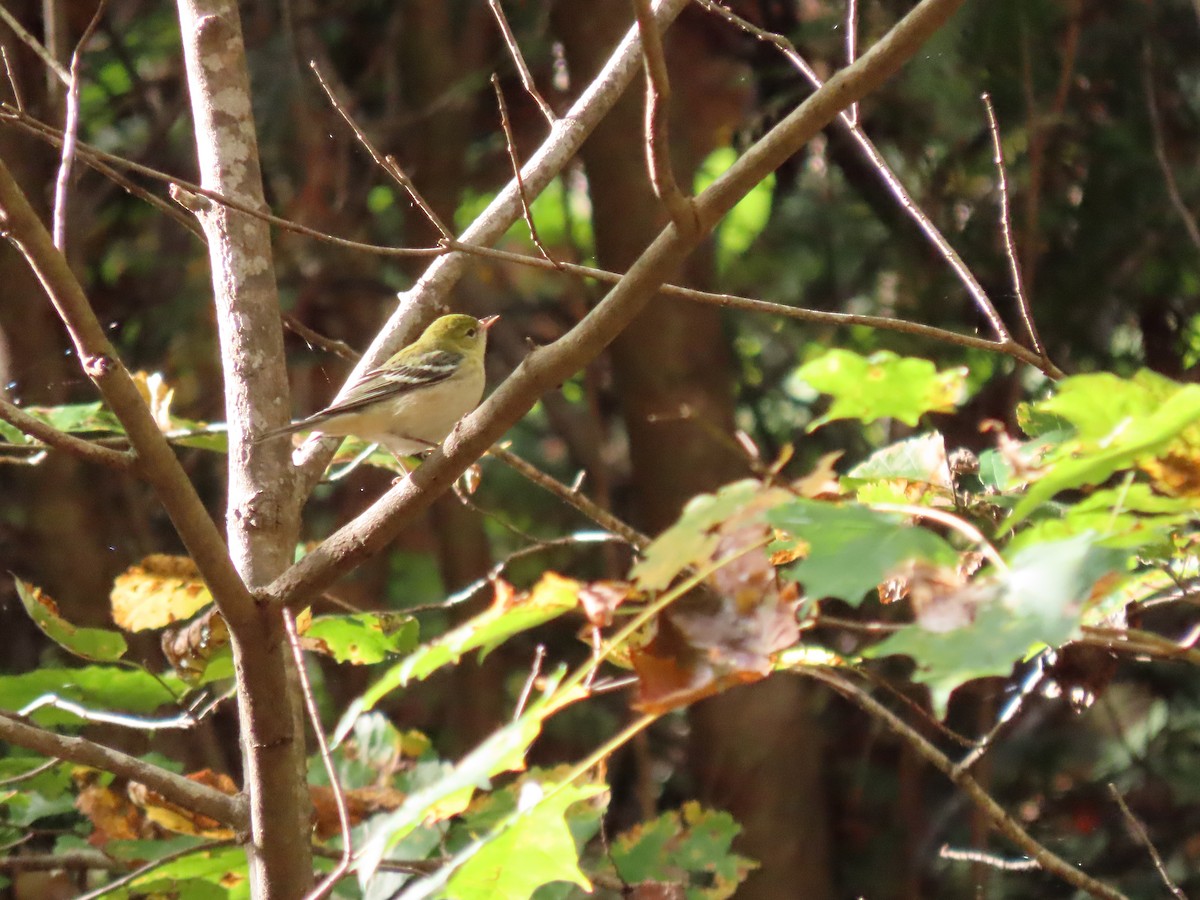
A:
[1142,43,1200,253]
[939,845,1039,871]
[489,446,649,548]
[265,0,973,605]
[0,712,247,830]
[694,0,1022,350]
[491,74,557,264]
[1,46,25,111]
[845,0,859,125]
[1108,783,1186,900]
[981,93,1046,360]
[0,851,126,873]
[52,0,107,251]
[443,239,1057,372]
[0,107,439,256]
[282,314,361,362]
[631,0,698,234]
[803,668,1127,900]
[0,396,133,469]
[310,60,454,242]
[283,609,352,900]
[0,5,69,85]
[487,0,557,126]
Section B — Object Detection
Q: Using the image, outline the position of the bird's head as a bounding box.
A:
[421,313,499,353]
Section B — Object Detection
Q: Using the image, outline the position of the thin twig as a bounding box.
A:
[1,46,25,111]
[0,107,439,255]
[418,531,629,614]
[282,314,361,362]
[309,60,454,242]
[631,0,697,234]
[845,0,859,125]
[1081,625,1200,667]
[513,645,547,719]
[17,694,200,730]
[0,757,58,786]
[491,74,556,264]
[487,0,556,126]
[52,0,108,251]
[803,667,1127,900]
[282,609,352,900]
[693,0,1026,353]
[0,851,127,873]
[1107,783,1185,899]
[442,239,1058,372]
[488,445,650,548]
[939,845,1039,871]
[0,6,69,85]
[73,839,239,900]
[0,396,134,469]
[1142,43,1200,253]
[981,93,1046,360]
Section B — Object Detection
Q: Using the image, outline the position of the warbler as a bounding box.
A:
[258,313,498,461]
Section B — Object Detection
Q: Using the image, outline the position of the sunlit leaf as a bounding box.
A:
[357,574,578,710]
[794,350,969,430]
[442,780,605,899]
[110,555,213,632]
[356,673,566,882]
[303,612,418,665]
[15,579,127,662]
[1007,384,1200,528]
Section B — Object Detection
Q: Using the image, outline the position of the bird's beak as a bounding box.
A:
[480,315,500,331]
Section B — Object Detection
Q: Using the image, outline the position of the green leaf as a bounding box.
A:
[131,844,244,898]
[15,579,127,662]
[305,612,418,665]
[843,432,950,487]
[768,499,957,604]
[355,673,566,882]
[442,782,605,899]
[3,789,76,826]
[866,533,1128,716]
[1007,384,1200,528]
[1007,482,1197,553]
[608,801,757,898]
[0,666,187,728]
[24,402,120,434]
[1034,370,1186,442]
[357,575,578,711]
[794,350,968,430]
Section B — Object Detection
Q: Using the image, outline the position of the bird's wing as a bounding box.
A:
[309,348,463,421]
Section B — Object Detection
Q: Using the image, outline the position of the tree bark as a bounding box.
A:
[174,1,309,896]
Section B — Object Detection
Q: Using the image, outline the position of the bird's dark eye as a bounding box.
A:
[467,328,477,338]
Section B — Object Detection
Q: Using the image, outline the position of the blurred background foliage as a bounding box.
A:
[1,0,1199,897]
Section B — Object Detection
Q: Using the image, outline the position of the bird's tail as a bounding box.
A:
[253,418,314,444]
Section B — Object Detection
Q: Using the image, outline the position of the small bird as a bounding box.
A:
[257,313,498,462]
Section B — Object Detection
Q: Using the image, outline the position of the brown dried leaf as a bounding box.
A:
[127,770,237,839]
